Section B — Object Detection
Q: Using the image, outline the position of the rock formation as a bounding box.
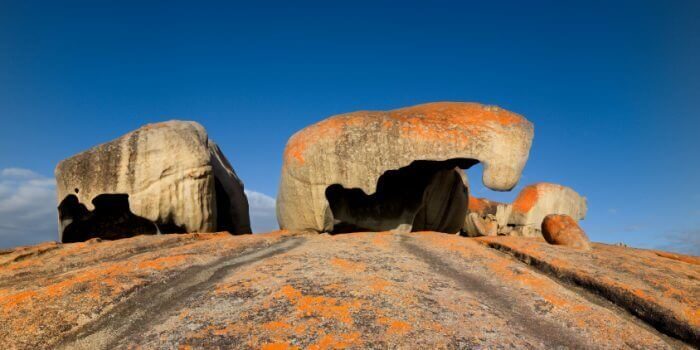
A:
[55,121,251,242]
[541,214,592,250]
[277,102,534,233]
[509,183,587,236]
[1,231,697,348]
[464,182,587,238]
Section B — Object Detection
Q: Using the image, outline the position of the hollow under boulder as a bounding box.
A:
[276,102,534,233]
[55,120,251,242]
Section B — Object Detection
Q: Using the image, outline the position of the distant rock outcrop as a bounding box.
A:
[541,214,591,250]
[464,183,587,238]
[277,102,534,233]
[509,183,587,236]
[55,121,251,242]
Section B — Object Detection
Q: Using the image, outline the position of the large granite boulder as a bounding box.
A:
[277,102,534,233]
[55,121,251,242]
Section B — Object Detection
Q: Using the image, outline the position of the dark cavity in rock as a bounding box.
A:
[325,158,476,234]
[58,194,185,243]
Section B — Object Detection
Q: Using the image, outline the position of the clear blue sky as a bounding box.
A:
[0,0,698,253]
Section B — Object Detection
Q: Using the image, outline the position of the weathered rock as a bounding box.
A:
[0,232,697,348]
[463,212,498,237]
[55,121,251,242]
[478,235,699,345]
[465,183,587,238]
[541,214,591,250]
[509,183,587,234]
[464,196,509,236]
[277,102,534,233]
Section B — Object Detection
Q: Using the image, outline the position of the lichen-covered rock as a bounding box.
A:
[464,183,587,238]
[541,214,591,250]
[277,102,534,233]
[55,121,251,242]
[510,183,587,231]
[1,232,697,348]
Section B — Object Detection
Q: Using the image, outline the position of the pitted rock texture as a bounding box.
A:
[277,102,534,233]
[541,214,591,250]
[0,232,697,349]
[55,120,251,242]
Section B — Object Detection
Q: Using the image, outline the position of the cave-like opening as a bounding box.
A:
[325,158,476,234]
[214,177,235,232]
[58,194,158,243]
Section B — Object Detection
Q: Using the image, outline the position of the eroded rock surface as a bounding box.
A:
[277,102,534,233]
[0,232,697,349]
[55,121,251,242]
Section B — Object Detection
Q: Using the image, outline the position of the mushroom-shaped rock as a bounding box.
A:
[509,183,587,235]
[277,102,534,233]
[541,214,592,250]
[55,121,251,242]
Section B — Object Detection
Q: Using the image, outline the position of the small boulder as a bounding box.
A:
[541,214,591,250]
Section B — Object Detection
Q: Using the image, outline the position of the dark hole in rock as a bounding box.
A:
[214,177,235,232]
[325,158,476,234]
[58,194,164,243]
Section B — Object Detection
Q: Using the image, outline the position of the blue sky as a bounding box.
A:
[0,0,698,253]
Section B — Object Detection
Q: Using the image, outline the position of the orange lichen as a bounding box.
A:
[308,332,362,350]
[262,321,292,331]
[277,285,362,325]
[330,257,366,273]
[1,290,37,313]
[368,277,391,292]
[137,255,189,270]
[468,196,489,215]
[652,251,700,265]
[283,102,531,166]
[261,343,298,350]
[378,317,412,335]
[512,185,539,213]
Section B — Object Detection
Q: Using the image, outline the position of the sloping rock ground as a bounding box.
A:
[0,231,697,349]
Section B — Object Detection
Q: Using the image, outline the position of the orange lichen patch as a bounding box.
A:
[283,115,355,165]
[308,332,362,350]
[468,196,488,214]
[387,102,529,143]
[0,290,37,313]
[370,231,393,248]
[512,184,540,213]
[277,285,362,325]
[652,250,700,265]
[262,321,292,332]
[330,257,366,273]
[283,102,531,166]
[261,343,299,350]
[137,255,189,270]
[368,277,392,292]
[378,317,412,335]
[390,102,528,128]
